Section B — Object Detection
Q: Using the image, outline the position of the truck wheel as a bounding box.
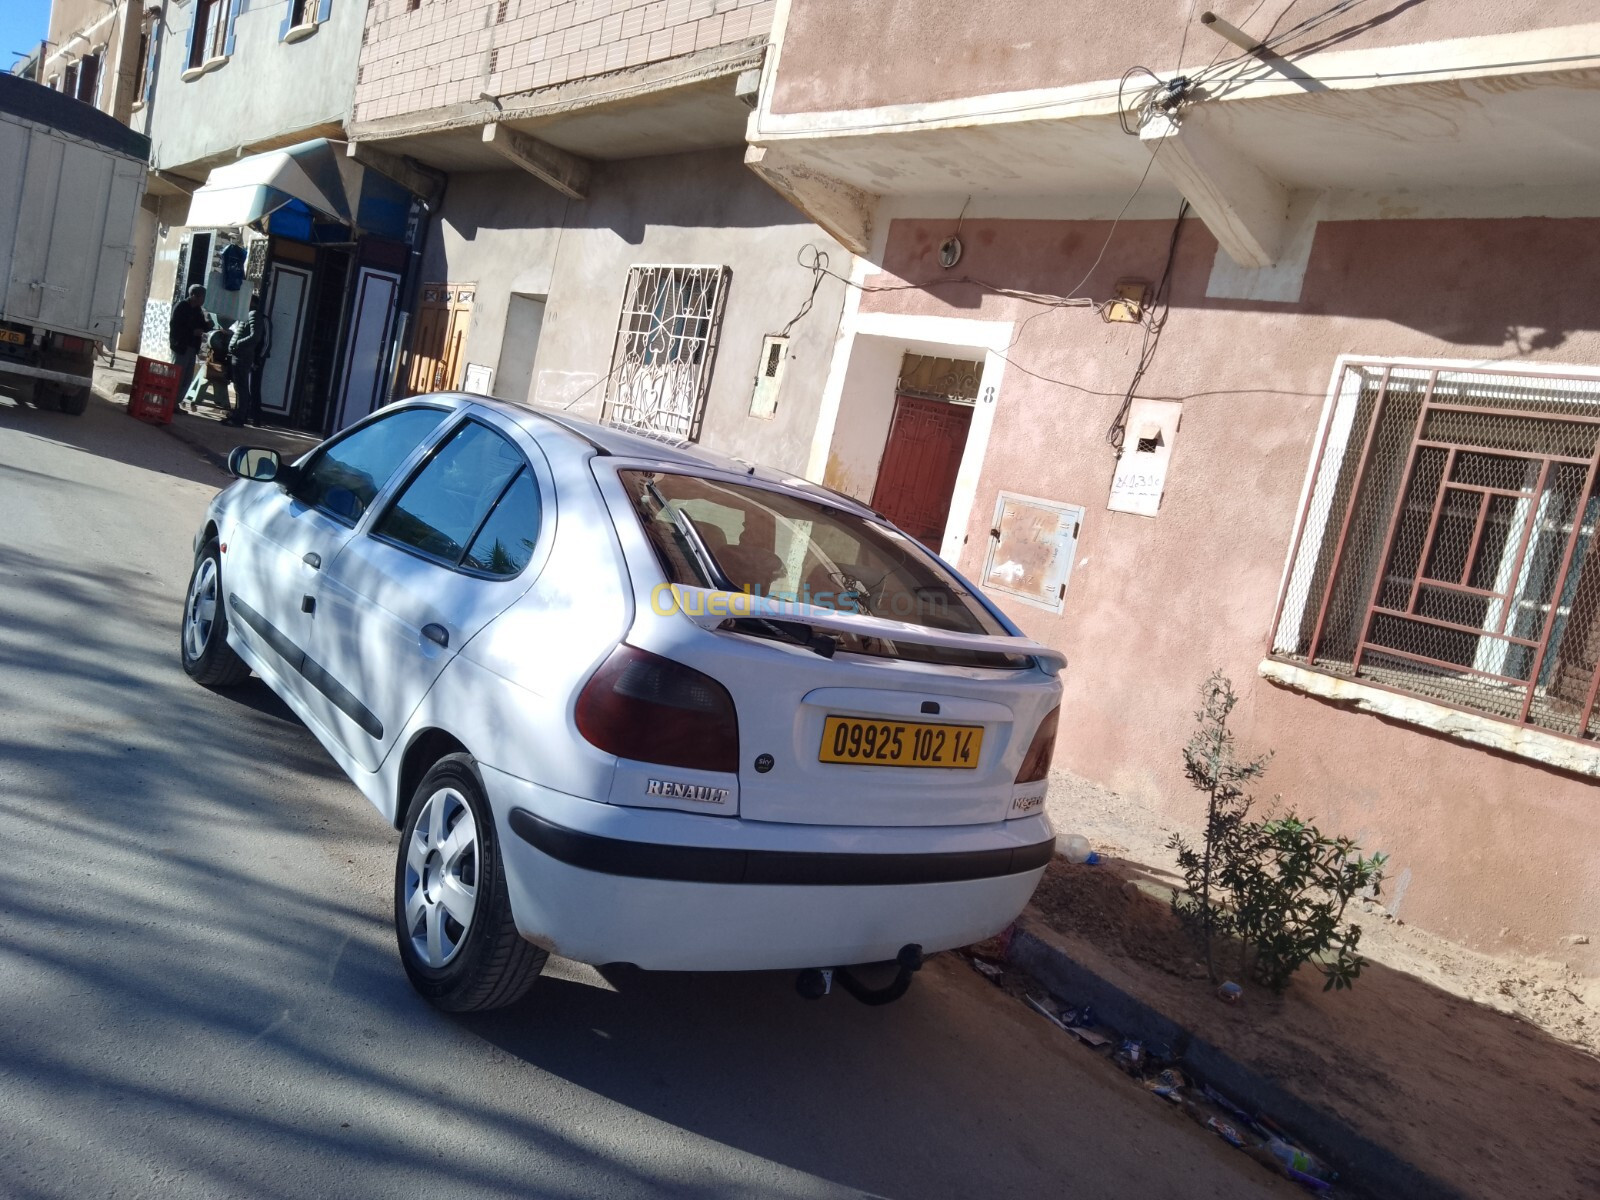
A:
[180,540,252,688]
[56,385,90,415]
[395,754,547,1012]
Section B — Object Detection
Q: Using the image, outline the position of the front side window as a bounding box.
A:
[374,421,537,574]
[294,407,449,525]
[622,470,1025,667]
[1272,360,1600,741]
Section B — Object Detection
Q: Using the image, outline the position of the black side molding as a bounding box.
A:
[508,809,1054,887]
[228,593,384,740]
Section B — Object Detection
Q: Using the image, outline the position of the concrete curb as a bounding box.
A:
[1007,916,1463,1200]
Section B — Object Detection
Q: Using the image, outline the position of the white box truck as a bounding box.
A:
[0,72,149,415]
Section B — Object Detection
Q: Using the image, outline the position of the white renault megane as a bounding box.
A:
[181,396,1063,1010]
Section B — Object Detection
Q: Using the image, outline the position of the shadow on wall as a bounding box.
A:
[438,147,823,248]
[877,215,1600,351]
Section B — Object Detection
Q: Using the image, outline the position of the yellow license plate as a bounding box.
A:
[0,330,25,345]
[819,716,982,768]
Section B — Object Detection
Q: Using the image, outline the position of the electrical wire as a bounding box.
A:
[1105,198,1189,455]
[779,247,830,337]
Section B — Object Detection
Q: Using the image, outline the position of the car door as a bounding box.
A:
[223,404,451,714]
[307,412,553,770]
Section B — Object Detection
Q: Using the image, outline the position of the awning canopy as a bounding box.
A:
[186,138,357,229]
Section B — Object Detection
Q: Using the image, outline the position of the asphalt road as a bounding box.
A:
[0,392,1294,1199]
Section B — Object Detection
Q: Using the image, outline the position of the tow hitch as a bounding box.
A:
[796,944,923,1006]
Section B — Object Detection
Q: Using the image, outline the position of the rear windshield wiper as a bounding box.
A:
[720,616,838,659]
[645,480,735,592]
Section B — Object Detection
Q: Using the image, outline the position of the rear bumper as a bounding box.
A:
[0,360,92,387]
[481,765,1051,971]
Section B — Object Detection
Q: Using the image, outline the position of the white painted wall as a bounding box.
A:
[147,1,364,172]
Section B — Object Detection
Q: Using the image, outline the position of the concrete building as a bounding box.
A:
[36,0,153,350]
[137,0,422,431]
[346,0,846,475]
[737,1,1600,967]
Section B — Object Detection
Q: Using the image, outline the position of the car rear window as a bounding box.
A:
[621,470,1028,668]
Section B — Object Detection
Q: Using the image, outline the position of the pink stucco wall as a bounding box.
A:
[773,0,1594,114]
[859,213,1600,963]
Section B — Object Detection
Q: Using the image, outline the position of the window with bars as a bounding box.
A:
[1271,360,1600,742]
[602,265,730,442]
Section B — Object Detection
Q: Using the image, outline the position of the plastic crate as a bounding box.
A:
[128,356,180,425]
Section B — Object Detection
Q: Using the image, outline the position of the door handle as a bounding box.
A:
[303,552,321,569]
[422,623,449,648]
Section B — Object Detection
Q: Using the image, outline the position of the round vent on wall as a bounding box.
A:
[937,236,963,270]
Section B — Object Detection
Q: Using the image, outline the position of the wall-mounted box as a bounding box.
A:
[982,492,1084,613]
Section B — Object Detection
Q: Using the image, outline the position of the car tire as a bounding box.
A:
[56,385,90,415]
[180,539,252,688]
[395,754,547,1012]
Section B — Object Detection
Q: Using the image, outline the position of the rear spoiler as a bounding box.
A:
[664,584,1067,675]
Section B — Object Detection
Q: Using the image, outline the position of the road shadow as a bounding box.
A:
[0,539,1291,1199]
[0,389,227,488]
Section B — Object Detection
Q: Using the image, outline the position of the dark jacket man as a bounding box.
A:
[226,296,269,427]
[168,288,209,357]
[169,285,210,397]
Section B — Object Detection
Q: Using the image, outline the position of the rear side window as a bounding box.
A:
[621,469,1026,668]
[295,407,448,524]
[463,470,541,577]
[374,420,540,576]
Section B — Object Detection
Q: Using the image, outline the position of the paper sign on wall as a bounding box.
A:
[462,363,494,396]
[1108,399,1183,517]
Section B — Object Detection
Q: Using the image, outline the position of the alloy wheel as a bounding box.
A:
[183,557,219,662]
[403,787,480,968]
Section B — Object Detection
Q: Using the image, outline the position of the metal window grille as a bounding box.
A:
[1271,360,1600,742]
[602,265,729,442]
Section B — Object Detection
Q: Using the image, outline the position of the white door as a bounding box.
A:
[494,293,545,405]
[334,266,402,430]
[260,264,311,417]
[311,414,549,766]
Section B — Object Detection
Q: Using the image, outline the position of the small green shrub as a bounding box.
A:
[1169,672,1387,994]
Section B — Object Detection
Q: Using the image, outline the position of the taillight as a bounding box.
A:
[54,335,88,353]
[575,644,739,773]
[1015,707,1059,783]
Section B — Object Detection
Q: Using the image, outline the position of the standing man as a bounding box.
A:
[226,293,267,427]
[168,284,210,397]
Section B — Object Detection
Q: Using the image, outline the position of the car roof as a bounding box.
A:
[447,395,882,519]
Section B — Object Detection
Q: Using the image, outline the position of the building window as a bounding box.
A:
[76,51,100,105]
[134,27,150,99]
[1271,359,1600,742]
[62,61,79,97]
[190,0,230,69]
[603,265,729,442]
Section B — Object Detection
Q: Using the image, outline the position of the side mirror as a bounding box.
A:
[227,446,281,482]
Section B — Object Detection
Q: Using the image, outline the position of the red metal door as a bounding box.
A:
[870,394,974,548]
